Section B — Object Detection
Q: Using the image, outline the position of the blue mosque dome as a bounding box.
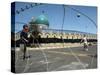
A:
[30,15,49,27]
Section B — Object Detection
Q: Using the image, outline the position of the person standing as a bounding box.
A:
[81,34,88,51]
[20,25,29,60]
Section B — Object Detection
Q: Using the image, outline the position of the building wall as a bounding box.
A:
[15,29,97,41]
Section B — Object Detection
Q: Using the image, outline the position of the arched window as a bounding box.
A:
[54,35,56,38]
[38,35,41,38]
[72,36,73,39]
[66,36,68,39]
[60,36,62,39]
[46,35,48,38]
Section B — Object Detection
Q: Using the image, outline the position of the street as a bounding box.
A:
[15,45,97,73]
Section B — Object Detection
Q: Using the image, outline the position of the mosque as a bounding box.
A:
[13,14,97,46]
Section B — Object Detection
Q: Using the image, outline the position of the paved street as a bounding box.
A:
[14,45,97,73]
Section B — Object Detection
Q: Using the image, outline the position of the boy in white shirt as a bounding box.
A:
[81,34,88,51]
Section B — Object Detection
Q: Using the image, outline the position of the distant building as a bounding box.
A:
[14,15,97,45]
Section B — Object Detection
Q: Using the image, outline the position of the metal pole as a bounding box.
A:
[61,5,66,47]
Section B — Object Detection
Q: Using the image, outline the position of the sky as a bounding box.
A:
[12,2,97,34]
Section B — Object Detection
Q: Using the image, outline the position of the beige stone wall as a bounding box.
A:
[15,30,97,40]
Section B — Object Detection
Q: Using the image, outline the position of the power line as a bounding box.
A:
[66,5,97,28]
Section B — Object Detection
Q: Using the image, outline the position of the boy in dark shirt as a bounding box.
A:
[20,25,29,60]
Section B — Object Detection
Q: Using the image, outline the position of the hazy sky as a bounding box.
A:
[13,2,97,34]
